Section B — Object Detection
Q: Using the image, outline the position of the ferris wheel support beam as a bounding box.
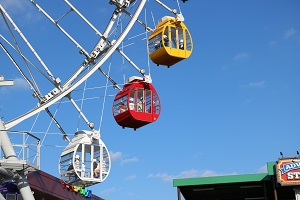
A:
[5,0,147,129]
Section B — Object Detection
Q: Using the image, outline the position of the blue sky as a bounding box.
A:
[1,0,300,199]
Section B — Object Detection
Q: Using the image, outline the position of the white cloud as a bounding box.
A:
[126,191,138,198]
[248,81,266,88]
[0,0,41,30]
[0,0,23,10]
[0,87,9,95]
[200,170,224,177]
[177,169,203,179]
[269,41,277,47]
[239,80,266,89]
[13,78,30,90]
[234,52,249,62]
[147,173,173,182]
[125,175,136,181]
[148,169,237,183]
[109,151,139,165]
[149,166,267,184]
[110,151,123,162]
[257,165,267,173]
[0,0,32,17]
[99,187,118,196]
[120,156,139,165]
[193,152,202,158]
[284,28,297,39]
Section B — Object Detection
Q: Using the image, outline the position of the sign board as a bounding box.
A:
[276,158,300,186]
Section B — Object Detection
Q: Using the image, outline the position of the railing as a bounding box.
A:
[0,130,40,169]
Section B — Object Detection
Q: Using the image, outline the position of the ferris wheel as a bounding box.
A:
[0,0,193,194]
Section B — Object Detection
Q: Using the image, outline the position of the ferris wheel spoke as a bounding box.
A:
[1,5,57,84]
[154,0,178,15]
[116,47,146,76]
[123,9,153,32]
[28,0,91,59]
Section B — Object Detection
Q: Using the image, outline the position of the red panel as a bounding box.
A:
[113,78,160,129]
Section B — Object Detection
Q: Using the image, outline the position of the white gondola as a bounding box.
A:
[59,130,111,187]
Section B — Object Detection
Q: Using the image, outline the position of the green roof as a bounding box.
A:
[173,162,276,187]
[173,173,270,187]
[172,162,297,200]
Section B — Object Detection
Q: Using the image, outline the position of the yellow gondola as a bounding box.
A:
[148,15,193,67]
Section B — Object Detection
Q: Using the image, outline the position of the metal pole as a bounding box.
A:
[272,176,278,200]
[177,187,181,200]
[67,95,94,130]
[45,108,70,142]
[295,186,300,200]
[0,193,5,200]
[14,174,34,200]
[155,0,177,15]
[0,120,17,160]
[0,75,13,86]
[0,167,13,176]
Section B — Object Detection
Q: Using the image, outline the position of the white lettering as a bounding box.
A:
[287,172,300,180]
[295,172,300,179]
[287,172,293,180]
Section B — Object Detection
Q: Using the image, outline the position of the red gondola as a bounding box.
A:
[113,76,161,130]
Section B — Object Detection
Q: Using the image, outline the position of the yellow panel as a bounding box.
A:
[148,16,193,67]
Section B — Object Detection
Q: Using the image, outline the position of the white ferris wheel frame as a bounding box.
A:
[4,0,147,129]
